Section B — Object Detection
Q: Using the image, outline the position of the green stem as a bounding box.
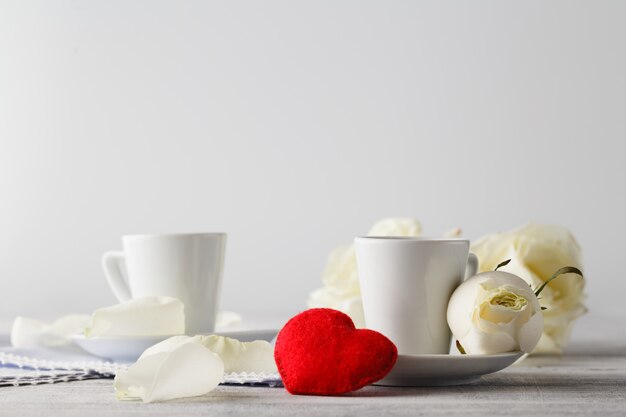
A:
[534,266,584,297]
[456,340,466,355]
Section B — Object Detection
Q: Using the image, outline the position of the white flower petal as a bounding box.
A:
[320,246,359,287]
[139,335,193,359]
[85,296,185,337]
[533,319,577,354]
[367,217,423,236]
[446,287,478,340]
[518,311,544,353]
[11,317,46,348]
[11,315,90,348]
[195,335,277,374]
[477,303,525,328]
[534,331,561,353]
[460,324,518,354]
[115,338,223,403]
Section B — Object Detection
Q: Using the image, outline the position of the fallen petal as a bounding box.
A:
[195,335,278,374]
[115,338,223,403]
[85,296,185,337]
[11,315,90,348]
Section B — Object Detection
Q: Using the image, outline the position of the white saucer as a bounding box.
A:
[72,329,279,362]
[376,351,524,386]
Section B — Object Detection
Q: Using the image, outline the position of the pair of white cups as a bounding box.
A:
[103,233,476,355]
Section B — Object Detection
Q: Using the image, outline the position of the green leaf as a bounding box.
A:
[494,259,511,271]
[534,266,584,297]
[456,340,467,354]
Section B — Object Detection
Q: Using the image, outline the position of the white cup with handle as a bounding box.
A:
[102,233,227,334]
[355,237,478,355]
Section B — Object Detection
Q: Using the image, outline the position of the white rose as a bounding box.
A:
[471,223,586,353]
[447,271,544,354]
[367,217,423,236]
[307,217,423,327]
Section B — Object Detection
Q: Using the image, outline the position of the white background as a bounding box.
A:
[1,1,624,322]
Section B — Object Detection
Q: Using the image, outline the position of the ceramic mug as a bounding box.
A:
[102,233,227,334]
[355,237,478,355]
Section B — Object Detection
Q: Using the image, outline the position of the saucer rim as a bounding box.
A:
[396,351,524,359]
[71,328,279,341]
[375,350,524,387]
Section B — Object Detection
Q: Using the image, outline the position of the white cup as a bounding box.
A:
[355,237,478,355]
[102,233,227,334]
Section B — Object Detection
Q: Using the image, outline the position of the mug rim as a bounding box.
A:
[355,236,469,243]
[122,232,227,240]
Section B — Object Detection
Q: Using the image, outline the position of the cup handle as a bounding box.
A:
[102,251,131,302]
[465,253,479,280]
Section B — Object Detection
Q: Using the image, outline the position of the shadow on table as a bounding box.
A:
[484,372,626,386]
[564,342,626,358]
[345,387,428,398]
[346,373,626,397]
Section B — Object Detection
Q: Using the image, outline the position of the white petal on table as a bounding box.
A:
[114,338,223,403]
[137,335,194,359]
[11,315,91,348]
[85,296,185,337]
[141,335,278,374]
[196,335,278,374]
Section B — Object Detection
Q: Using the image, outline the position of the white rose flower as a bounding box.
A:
[367,217,423,236]
[471,223,586,353]
[447,271,544,354]
[307,217,423,327]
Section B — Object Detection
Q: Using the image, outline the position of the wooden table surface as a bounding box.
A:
[0,314,624,417]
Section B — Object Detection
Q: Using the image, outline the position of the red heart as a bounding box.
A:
[274,308,398,395]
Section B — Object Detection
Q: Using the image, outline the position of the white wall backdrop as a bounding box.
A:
[1,1,625,321]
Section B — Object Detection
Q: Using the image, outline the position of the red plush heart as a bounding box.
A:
[274,308,398,395]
